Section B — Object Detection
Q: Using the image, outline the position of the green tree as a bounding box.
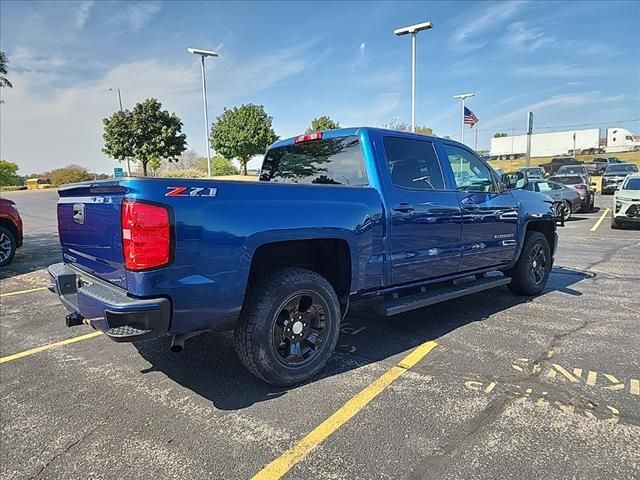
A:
[211,156,239,176]
[103,98,187,176]
[307,116,340,133]
[382,119,433,135]
[210,104,277,175]
[46,165,93,187]
[0,51,13,89]
[494,132,508,138]
[0,160,20,186]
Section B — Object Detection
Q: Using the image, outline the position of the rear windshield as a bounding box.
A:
[551,176,585,186]
[260,136,368,186]
[622,178,640,190]
[605,164,638,174]
[557,165,585,174]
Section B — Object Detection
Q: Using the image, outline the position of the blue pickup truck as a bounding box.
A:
[49,127,557,386]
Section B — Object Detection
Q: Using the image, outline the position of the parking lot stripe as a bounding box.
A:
[0,331,102,364]
[251,340,438,480]
[0,286,49,298]
[590,208,610,232]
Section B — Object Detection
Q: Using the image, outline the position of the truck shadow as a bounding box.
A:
[133,265,593,411]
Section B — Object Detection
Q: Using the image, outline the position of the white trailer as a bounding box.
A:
[490,127,639,159]
[490,129,600,159]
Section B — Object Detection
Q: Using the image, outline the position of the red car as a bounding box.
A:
[0,198,23,266]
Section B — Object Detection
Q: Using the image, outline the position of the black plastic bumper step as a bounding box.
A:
[105,325,155,342]
[381,276,512,316]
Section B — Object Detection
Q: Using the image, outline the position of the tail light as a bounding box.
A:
[121,200,171,271]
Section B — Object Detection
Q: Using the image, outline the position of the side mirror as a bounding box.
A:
[502,172,527,190]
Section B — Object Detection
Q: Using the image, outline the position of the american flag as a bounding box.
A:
[464,106,479,128]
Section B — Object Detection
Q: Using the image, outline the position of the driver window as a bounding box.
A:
[383,137,445,191]
[443,144,496,193]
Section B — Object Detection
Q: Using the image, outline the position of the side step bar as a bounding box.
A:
[380,276,512,316]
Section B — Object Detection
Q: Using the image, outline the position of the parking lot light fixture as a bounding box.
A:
[395,21,433,133]
[453,93,474,144]
[188,48,219,178]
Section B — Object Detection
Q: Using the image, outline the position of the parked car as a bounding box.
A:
[0,198,24,267]
[523,179,582,220]
[520,167,546,180]
[601,163,639,194]
[540,156,583,176]
[549,174,595,212]
[48,127,557,386]
[587,156,623,175]
[611,173,640,229]
[556,165,590,177]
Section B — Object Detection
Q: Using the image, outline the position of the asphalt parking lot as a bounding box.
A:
[1,189,639,480]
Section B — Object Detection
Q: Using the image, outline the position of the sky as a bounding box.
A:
[1,0,639,175]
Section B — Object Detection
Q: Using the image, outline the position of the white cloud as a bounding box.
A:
[113,1,162,32]
[450,1,526,53]
[75,0,95,29]
[503,22,556,51]
[359,42,366,57]
[514,63,602,77]
[1,45,312,175]
[9,46,67,73]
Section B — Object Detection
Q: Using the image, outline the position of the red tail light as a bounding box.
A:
[121,200,171,271]
[294,132,323,143]
[575,184,587,191]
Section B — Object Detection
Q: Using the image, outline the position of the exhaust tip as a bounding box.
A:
[170,344,184,353]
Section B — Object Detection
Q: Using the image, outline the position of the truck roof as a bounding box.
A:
[269,127,440,149]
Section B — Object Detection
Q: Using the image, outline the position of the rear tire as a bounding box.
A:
[234,268,341,386]
[561,200,572,221]
[507,231,552,296]
[0,226,17,267]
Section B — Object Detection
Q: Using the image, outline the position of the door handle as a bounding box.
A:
[392,203,414,213]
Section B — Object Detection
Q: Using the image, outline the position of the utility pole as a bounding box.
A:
[188,48,219,178]
[394,21,433,133]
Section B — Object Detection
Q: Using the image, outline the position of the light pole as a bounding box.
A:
[394,21,433,133]
[453,92,474,144]
[108,87,130,175]
[188,47,218,178]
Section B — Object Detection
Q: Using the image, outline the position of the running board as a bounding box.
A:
[380,276,512,316]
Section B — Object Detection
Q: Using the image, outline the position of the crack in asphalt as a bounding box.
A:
[30,416,111,480]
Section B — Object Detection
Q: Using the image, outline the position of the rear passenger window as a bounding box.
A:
[260,136,368,186]
[383,137,445,191]
[536,182,553,192]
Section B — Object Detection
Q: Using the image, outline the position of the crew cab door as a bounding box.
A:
[379,135,462,285]
[439,142,518,272]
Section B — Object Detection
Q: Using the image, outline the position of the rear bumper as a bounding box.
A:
[48,262,170,342]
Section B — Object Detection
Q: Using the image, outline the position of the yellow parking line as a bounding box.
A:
[0,286,49,298]
[590,208,610,232]
[0,331,102,364]
[251,340,438,480]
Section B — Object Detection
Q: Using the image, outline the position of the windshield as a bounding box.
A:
[551,176,585,186]
[260,136,368,186]
[605,164,638,175]
[622,178,640,190]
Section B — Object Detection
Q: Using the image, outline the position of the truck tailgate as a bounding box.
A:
[57,184,127,289]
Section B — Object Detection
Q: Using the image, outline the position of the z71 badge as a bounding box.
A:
[165,186,218,197]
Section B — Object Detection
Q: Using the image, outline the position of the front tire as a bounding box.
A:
[0,226,17,267]
[507,231,552,296]
[611,216,622,229]
[234,268,341,386]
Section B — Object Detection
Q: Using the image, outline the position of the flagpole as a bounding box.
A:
[453,93,474,145]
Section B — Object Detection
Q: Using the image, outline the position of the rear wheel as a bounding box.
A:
[560,200,572,220]
[507,231,552,296]
[0,226,17,267]
[234,268,341,386]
